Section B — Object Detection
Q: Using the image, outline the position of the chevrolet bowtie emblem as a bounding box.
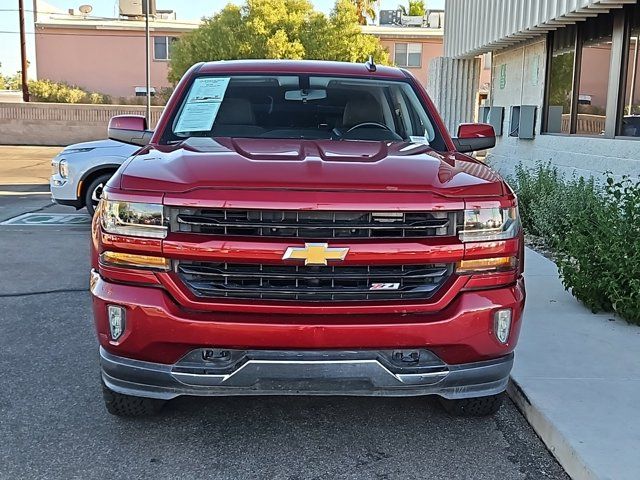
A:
[282,243,349,266]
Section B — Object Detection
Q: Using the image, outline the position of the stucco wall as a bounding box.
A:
[35,28,175,98]
[0,103,163,146]
[379,38,443,84]
[485,38,640,179]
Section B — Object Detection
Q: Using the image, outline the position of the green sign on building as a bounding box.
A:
[499,64,507,90]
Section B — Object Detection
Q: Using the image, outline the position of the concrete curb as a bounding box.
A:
[507,379,597,480]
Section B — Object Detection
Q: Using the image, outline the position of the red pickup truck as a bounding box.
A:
[92,60,525,417]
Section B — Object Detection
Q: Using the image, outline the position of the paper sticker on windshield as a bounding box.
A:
[409,135,430,144]
[175,77,230,133]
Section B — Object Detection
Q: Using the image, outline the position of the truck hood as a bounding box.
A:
[119,137,504,197]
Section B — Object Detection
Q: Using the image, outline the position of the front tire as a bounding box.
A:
[439,392,505,417]
[84,173,112,216]
[102,381,166,417]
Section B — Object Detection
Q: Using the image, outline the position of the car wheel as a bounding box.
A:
[84,173,112,216]
[439,392,505,417]
[102,381,166,417]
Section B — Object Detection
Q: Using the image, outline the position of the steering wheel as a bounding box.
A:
[346,122,392,133]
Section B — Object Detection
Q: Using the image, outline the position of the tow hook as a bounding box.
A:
[202,349,231,362]
[393,350,420,365]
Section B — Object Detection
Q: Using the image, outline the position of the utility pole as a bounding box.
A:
[144,0,151,126]
[18,0,29,102]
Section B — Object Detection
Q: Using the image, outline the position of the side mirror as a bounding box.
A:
[452,123,496,153]
[108,115,153,146]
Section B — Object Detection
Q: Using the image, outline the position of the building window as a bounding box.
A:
[541,10,640,139]
[546,25,577,134]
[394,43,422,68]
[622,6,640,137]
[153,36,178,61]
[483,52,492,70]
[576,15,613,136]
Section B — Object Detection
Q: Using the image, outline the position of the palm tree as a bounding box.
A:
[353,0,378,25]
[398,1,426,16]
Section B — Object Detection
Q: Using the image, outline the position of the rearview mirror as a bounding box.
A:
[284,89,327,101]
[108,115,153,146]
[452,123,496,153]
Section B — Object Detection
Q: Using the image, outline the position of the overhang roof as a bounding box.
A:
[444,0,637,58]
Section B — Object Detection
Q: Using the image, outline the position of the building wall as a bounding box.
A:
[485,38,640,179]
[379,38,443,84]
[35,27,177,97]
[0,102,163,146]
[378,37,490,88]
[427,57,481,134]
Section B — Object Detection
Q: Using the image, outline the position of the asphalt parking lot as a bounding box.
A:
[0,154,568,480]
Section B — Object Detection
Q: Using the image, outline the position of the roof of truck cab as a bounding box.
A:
[197,60,409,79]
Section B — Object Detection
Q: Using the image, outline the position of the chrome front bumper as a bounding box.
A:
[100,347,513,401]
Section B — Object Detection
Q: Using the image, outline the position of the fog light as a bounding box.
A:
[494,309,512,344]
[107,305,126,341]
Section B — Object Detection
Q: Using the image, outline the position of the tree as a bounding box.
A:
[352,0,378,25]
[168,0,389,83]
[398,1,426,16]
[0,71,21,90]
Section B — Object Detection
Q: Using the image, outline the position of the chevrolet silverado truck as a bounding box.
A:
[92,60,525,418]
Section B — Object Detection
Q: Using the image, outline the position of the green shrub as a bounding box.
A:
[25,79,169,105]
[511,163,562,235]
[1,72,21,90]
[27,79,108,104]
[510,163,640,325]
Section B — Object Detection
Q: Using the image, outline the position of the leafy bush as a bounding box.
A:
[510,163,640,325]
[28,79,108,104]
[1,71,21,90]
[113,87,171,106]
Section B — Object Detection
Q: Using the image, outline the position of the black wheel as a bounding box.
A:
[84,173,112,216]
[102,381,166,417]
[439,392,505,417]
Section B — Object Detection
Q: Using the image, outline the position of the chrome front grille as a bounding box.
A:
[170,208,456,239]
[176,262,454,302]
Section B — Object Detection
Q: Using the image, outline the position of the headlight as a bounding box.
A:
[459,207,519,243]
[58,159,69,178]
[100,199,167,238]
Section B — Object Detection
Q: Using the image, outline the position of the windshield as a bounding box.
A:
[166,75,441,146]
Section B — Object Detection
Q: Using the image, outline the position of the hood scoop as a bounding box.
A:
[122,138,503,196]
[182,137,392,163]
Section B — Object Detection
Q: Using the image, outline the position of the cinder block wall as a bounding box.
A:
[0,103,164,146]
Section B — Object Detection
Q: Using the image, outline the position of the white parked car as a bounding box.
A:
[50,139,139,216]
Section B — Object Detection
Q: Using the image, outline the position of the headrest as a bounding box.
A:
[216,98,255,125]
[342,93,384,128]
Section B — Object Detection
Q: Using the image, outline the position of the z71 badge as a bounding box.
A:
[369,283,401,291]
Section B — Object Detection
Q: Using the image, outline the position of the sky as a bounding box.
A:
[0,0,445,77]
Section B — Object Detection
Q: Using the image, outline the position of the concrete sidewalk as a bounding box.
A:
[511,249,640,480]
